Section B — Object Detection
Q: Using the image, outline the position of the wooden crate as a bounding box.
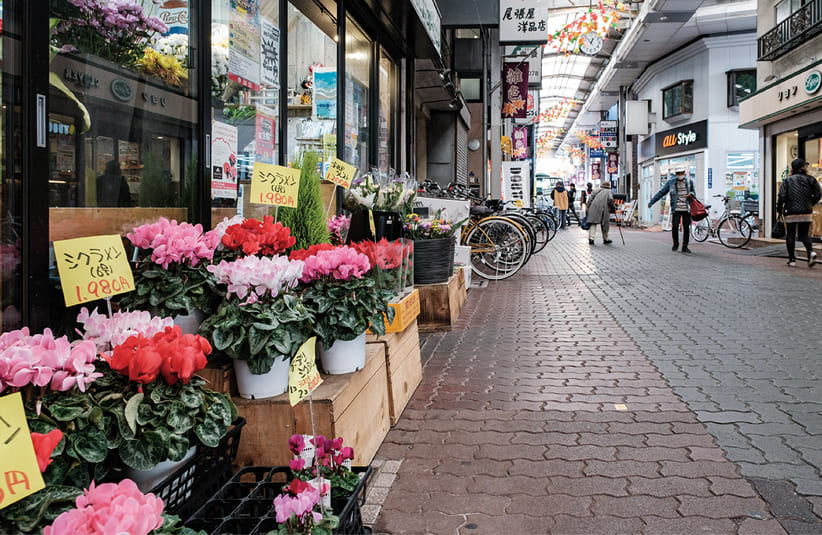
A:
[367,320,423,425]
[367,288,420,334]
[195,360,237,397]
[233,344,389,467]
[416,272,467,332]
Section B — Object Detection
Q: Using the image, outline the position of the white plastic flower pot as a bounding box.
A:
[127,446,197,493]
[233,357,290,400]
[173,309,206,335]
[320,332,367,375]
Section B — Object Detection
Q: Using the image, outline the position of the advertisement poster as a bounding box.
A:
[229,0,261,92]
[255,104,276,164]
[502,161,531,208]
[502,63,528,119]
[512,126,528,160]
[313,68,337,120]
[260,17,279,88]
[211,121,238,200]
[158,0,189,36]
[591,160,602,182]
[607,153,619,175]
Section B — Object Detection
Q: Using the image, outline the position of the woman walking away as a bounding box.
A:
[777,158,821,267]
[551,180,569,229]
[586,181,615,245]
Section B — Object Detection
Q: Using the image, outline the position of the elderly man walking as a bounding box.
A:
[586,181,615,245]
[648,166,697,253]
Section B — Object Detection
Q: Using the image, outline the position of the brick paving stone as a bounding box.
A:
[584,460,662,478]
[591,495,680,518]
[505,494,593,517]
[460,513,554,535]
[547,475,630,497]
[373,510,465,535]
[434,459,512,478]
[678,495,773,519]
[709,477,761,498]
[550,513,646,535]
[615,445,692,463]
[421,493,511,516]
[641,516,737,534]
[628,475,712,497]
[509,458,586,478]
[470,475,546,496]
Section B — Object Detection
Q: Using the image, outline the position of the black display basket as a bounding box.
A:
[186,465,372,535]
[148,417,246,522]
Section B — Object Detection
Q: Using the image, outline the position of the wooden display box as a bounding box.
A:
[196,360,237,397]
[233,344,390,467]
[368,289,420,334]
[367,320,423,425]
[416,271,467,332]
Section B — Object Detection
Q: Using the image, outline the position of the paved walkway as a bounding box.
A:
[369,228,822,534]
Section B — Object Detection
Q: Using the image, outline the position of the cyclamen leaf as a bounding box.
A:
[178,386,202,408]
[119,431,166,471]
[49,404,85,422]
[72,426,108,463]
[124,392,144,435]
[167,435,191,462]
[194,419,223,448]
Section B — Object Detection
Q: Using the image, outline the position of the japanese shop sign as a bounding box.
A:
[0,393,47,509]
[289,337,322,406]
[53,235,135,307]
[250,162,300,207]
[500,0,549,44]
[228,0,261,91]
[313,68,337,121]
[607,153,619,175]
[513,126,528,159]
[410,0,441,54]
[502,161,531,208]
[325,158,358,189]
[502,62,529,119]
[591,160,602,181]
[504,46,543,88]
[260,17,279,89]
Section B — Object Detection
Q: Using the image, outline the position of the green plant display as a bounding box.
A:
[277,151,330,250]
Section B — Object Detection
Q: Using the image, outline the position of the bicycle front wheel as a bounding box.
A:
[691,220,710,242]
[717,216,752,248]
[465,217,528,280]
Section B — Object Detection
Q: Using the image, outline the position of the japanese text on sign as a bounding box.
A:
[324,158,358,189]
[53,235,135,307]
[250,162,300,207]
[0,393,46,510]
[500,0,549,43]
[289,337,322,406]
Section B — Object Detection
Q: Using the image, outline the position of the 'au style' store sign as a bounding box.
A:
[654,120,708,157]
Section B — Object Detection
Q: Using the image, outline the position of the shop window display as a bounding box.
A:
[345,17,370,174]
[378,49,396,173]
[211,0,281,224]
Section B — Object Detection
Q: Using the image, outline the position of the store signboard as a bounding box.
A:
[500,0,550,44]
[591,160,602,182]
[502,161,531,208]
[211,121,238,200]
[410,0,441,55]
[513,126,528,159]
[654,120,708,157]
[0,393,46,509]
[228,0,261,92]
[504,46,543,88]
[502,63,528,119]
[53,235,135,307]
[260,17,279,89]
[606,153,619,175]
[600,120,617,148]
[255,104,276,164]
[739,62,822,128]
[313,68,337,120]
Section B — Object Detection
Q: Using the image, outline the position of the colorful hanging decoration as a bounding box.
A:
[536,98,576,125]
[544,0,629,56]
[567,145,586,165]
[536,128,563,158]
[576,130,603,150]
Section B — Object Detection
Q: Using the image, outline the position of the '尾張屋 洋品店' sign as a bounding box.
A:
[500,0,549,44]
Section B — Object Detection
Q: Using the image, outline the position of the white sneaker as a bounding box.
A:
[787,260,796,267]
[809,252,817,268]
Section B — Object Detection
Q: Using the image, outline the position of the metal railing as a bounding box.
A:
[758,0,822,61]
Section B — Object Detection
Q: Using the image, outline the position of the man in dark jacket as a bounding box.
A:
[649,167,696,253]
[567,183,581,226]
[777,158,821,267]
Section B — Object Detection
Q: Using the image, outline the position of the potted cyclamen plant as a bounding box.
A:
[120,217,222,334]
[291,244,395,374]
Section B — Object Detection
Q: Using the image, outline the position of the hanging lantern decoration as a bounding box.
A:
[536,128,563,157]
[576,130,604,150]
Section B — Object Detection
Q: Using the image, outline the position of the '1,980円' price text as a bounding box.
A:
[74,276,132,303]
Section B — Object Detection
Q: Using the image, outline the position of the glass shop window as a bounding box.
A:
[344,17,371,174]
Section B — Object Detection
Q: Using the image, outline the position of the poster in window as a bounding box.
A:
[228,0,261,92]
[512,126,528,160]
[211,121,238,200]
[255,104,276,164]
[260,17,279,89]
[607,153,619,175]
[313,68,337,120]
[158,1,189,36]
[502,63,528,119]
[96,136,114,175]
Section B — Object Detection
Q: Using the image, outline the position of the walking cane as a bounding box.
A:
[616,208,626,245]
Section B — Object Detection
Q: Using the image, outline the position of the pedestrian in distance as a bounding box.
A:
[586,181,615,245]
[777,158,821,267]
[580,182,593,215]
[551,180,569,229]
[567,183,581,226]
[648,166,697,253]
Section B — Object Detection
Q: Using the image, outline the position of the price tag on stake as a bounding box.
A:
[250,162,300,207]
[0,393,46,510]
[324,158,358,189]
[53,235,135,307]
[289,337,322,406]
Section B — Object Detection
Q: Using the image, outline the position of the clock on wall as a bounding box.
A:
[580,31,604,55]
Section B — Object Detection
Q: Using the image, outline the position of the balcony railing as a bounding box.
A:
[758,0,822,61]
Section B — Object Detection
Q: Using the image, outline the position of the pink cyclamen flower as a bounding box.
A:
[288,434,305,455]
[300,246,371,283]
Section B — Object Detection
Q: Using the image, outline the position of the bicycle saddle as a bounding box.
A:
[470,205,494,217]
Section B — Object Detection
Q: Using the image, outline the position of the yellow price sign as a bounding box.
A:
[289,337,323,406]
[324,158,358,189]
[53,235,135,307]
[250,163,300,208]
[0,393,46,510]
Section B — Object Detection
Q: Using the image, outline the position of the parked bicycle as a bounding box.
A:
[690,195,753,249]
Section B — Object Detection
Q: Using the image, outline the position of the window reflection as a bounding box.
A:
[345,18,370,173]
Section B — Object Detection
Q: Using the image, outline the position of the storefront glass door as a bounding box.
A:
[344,17,371,174]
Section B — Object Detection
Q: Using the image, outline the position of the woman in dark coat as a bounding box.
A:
[777,158,821,267]
[586,181,615,245]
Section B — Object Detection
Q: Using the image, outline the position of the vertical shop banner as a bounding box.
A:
[228,0,261,92]
[211,121,238,200]
[260,17,279,89]
[607,153,619,175]
[502,161,531,208]
[255,104,276,164]
[591,160,602,182]
[512,126,528,160]
[0,393,46,509]
[313,68,337,120]
[502,63,528,119]
[500,0,550,44]
[158,0,189,36]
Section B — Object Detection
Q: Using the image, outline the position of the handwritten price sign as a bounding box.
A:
[324,158,358,189]
[289,337,322,406]
[0,393,46,510]
[250,162,300,207]
[53,235,135,307]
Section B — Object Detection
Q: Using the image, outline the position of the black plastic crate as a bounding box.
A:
[187,465,372,535]
[148,417,246,522]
